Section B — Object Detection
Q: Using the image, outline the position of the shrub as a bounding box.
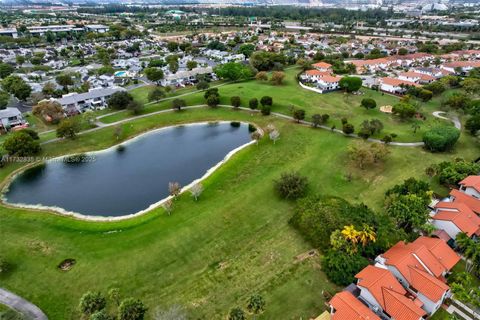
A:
[79,292,106,316]
[108,91,133,110]
[248,124,257,132]
[230,121,240,127]
[0,256,9,274]
[56,118,81,139]
[3,131,41,156]
[260,105,271,115]
[274,171,308,200]
[361,98,376,110]
[260,96,273,107]
[392,102,416,119]
[119,298,147,320]
[423,126,460,152]
[228,307,245,320]
[436,159,480,187]
[206,95,220,107]
[249,98,258,110]
[342,123,354,135]
[230,96,241,108]
[147,87,165,102]
[172,98,186,111]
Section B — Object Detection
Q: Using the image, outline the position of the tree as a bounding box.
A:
[186,60,197,70]
[418,89,433,102]
[249,51,286,71]
[461,78,480,94]
[79,292,106,316]
[144,68,164,84]
[171,99,186,111]
[167,41,179,52]
[228,307,245,320]
[249,98,258,110]
[255,71,268,81]
[434,159,480,187]
[360,98,376,110]
[260,96,272,108]
[0,90,9,109]
[3,131,41,156]
[119,298,147,320]
[321,250,369,285]
[162,199,174,216]
[196,81,209,91]
[247,294,265,314]
[392,102,416,119]
[348,142,389,169]
[206,95,219,107]
[0,63,14,79]
[230,96,241,109]
[168,61,179,74]
[398,48,408,55]
[238,43,255,58]
[424,81,446,95]
[214,62,254,81]
[292,109,305,123]
[108,91,133,110]
[274,171,308,200]
[423,126,460,152]
[342,123,354,135]
[358,119,383,139]
[90,310,112,320]
[465,115,480,135]
[2,75,31,101]
[189,183,203,201]
[56,74,74,92]
[108,288,121,306]
[56,118,81,139]
[443,93,471,110]
[168,182,181,199]
[339,76,362,92]
[311,114,322,127]
[251,131,261,145]
[270,71,285,85]
[386,193,429,234]
[33,100,64,124]
[127,100,143,115]
[148,87,166,102]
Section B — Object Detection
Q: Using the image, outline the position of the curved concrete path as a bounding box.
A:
[42,104,426,147]
[432,111,461,130]
[0,288,48,320]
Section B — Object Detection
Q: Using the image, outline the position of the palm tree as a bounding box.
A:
[357,224,376,247]
[341,225,359,245]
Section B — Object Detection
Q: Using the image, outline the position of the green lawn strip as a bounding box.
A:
[0,108,477,319]
[102,68,456,142]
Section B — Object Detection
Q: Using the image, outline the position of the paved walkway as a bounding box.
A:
[432,111,462,130]
[0,288,47,320]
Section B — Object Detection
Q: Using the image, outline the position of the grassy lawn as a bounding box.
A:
[430,307,451,320]
[102,68,455,143]
[0,107,478,319]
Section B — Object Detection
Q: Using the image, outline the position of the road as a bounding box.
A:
[0,288,48,320]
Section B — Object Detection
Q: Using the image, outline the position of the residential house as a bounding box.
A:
[458,176,480,199]
[302,69,332,82]
[449,189,480,215]
[0,107,27,131]
[379,77,420,94]
[398,71,435,84]
[431,201,480,240]
[375,237,459,315]
[328,291,380,320]
[441,61,480,75]
[355,265,426,320]
[312,62,332,73]
[55,87,126,114]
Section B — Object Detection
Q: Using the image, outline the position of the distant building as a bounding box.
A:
[0,107,27,131]
[55,87,126,114]
[0,28,18,38]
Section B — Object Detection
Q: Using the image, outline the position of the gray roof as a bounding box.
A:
[0,107,21,119]
[57,87,125,105]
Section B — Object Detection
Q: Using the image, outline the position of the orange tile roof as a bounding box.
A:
[443,61,480,68]
[413,237,460,271]
[382,241,451,302]
[399,71,435,82]
[383,288,426,320]
[408,266,449,302]
[320,75,342,83]
[433,203,480,237]
[450,189,480,214]
[330,291,380,320]
[380,77,420,87]
[459,176,480,193]
[305,69,332,77]
[355,266,426,320]
[312,62,332,69]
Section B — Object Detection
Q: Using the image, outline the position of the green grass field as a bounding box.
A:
[0,106,478,319]
[100,68,457,143]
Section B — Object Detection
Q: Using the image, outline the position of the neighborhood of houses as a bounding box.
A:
[320,175,480,320]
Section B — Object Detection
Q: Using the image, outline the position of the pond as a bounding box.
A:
[3,122,252,218]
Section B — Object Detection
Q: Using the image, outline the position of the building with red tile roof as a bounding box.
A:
[355,265,426,320]
[432,201,480,239]
[449,189,480,214]
[398,71,435,84]
[459,176,480,199]
[379,77,420,94]
[312,62,332,72]
[329,291,380,320]
[376,237,456,315]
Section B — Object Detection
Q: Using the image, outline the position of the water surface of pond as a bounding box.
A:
[4,122,251,217]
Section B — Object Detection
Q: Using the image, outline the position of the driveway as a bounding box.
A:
[0,288,48,320]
